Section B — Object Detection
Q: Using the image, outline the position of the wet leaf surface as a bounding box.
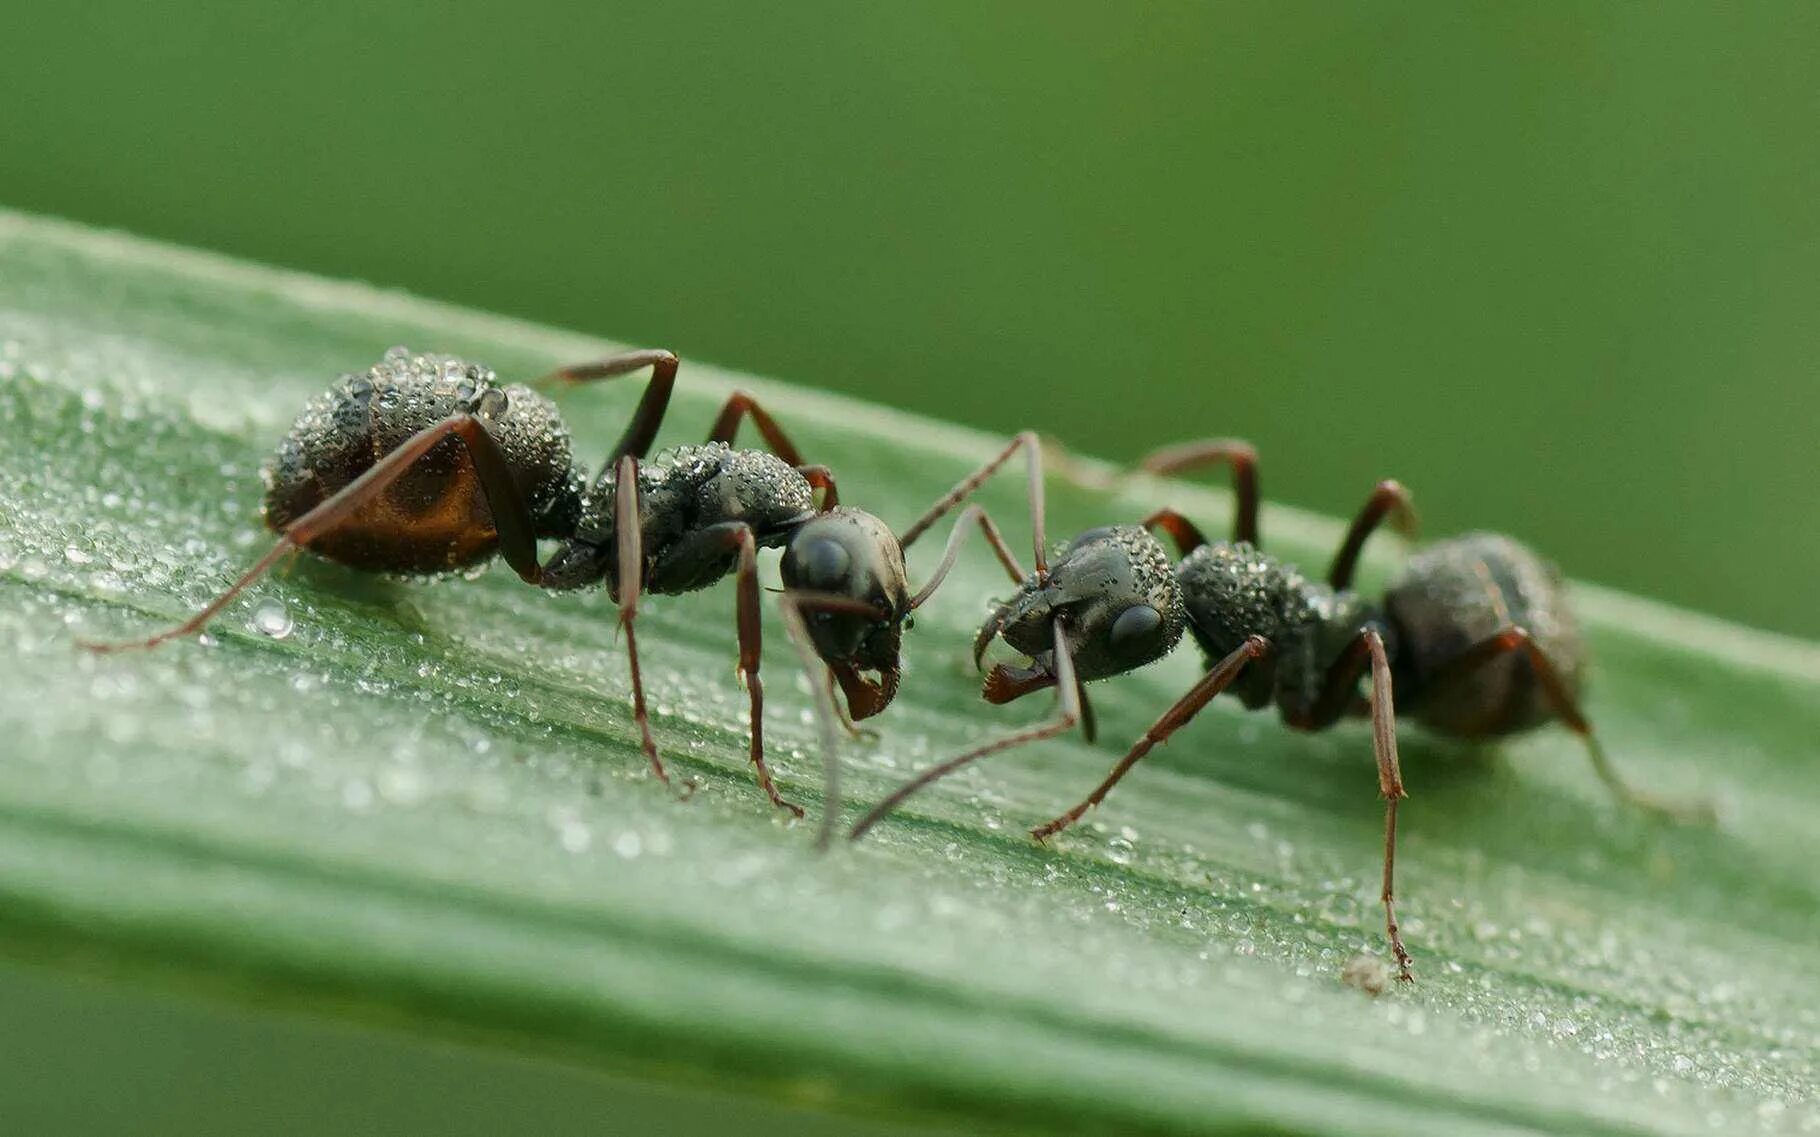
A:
[0,211,1816,1136]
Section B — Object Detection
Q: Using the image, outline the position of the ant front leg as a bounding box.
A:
[1135,439,1260,545]
[1327,481,1417,590]
[81,413,547,653]
[707,392,840,511]
[1028,636,1271,842]
[1429,627,1715,824]
[849,618,1085,843]
[1141,508,1210,558]
[726,522,805,817]
[708,390,810,467]
[535,349,680,464]
[899,431,1049,578]
[648,520,805,816]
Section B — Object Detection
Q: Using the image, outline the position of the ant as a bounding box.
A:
[82,346,1044,829]
[849,437,1713,982]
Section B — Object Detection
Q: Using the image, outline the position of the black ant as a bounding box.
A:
[849,437,1713,982]
[82,347,1043,831]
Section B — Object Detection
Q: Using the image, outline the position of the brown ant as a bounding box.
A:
[82,347,1042,830]
[848,438,1713,982]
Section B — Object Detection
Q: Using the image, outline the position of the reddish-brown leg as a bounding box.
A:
[610,455,667,785]
[1028,635,1270,842]
[1141,508,1210,558]
[1136,438,1260,545]
[849,618,1083,842]
[81,413,547,653]
[1429,626,1714,823]
[708,390,809,467]
[1327,480,1418,590]
[535,349,680,463]
[725,522,804,817]
[899,431,1048,578]
[797,465,840,511]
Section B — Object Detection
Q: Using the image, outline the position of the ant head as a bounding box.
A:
[976,525,1185,702]
[780,508,912,719]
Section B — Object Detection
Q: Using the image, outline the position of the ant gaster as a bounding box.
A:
[850,438,1712,982]
[83,347,1043,826]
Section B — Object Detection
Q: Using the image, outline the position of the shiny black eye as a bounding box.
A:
[1107,604,1162,656]
[796,536,852,589]
[902,614,915,632]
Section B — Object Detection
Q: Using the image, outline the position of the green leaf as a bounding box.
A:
[1,209,1815,1136]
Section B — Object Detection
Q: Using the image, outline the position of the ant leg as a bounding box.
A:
[1029,635,1272,842]
[1431,627,1714,822]
[610,455,668,785]
[702,392,840,512]
[1327,480,1418,590]
[81,413,546,652]
[726,523,804,817]
[849,618,1083,843]
[707,390,809,467]
[899,431,1047,578]
[777,592,845,847]
[907,505,1027,612]
[535,349,680,463]
[1141,508,1210,558]
[1135,439,1259,545]
[1359,629,1414,982]
[797,465,840,511]
[1292,626,1414,980]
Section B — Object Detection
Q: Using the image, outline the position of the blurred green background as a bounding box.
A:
[2,2,1815,638]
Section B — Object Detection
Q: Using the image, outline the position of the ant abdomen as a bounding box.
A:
[264,350,581,574]
[1385,532,1585,738]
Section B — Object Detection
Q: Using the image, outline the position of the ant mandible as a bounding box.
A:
[849,437,1713,982]
[82,347,1043,827]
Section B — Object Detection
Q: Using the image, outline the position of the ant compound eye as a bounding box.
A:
[902,614,915,632]
[796,536,852,589]
[1107,604,1162,657]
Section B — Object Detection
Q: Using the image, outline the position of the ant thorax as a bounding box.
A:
[1177,541,1382,714]
[547,442,816,595]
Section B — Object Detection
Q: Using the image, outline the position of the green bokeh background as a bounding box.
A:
[4,3,1815,637]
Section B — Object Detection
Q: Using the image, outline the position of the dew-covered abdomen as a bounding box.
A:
[261,349,578,575]
[1384,532,1584,737]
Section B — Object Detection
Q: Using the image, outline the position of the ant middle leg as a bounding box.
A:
[1027,635,1272,842]
[1427,627,1714,823]
[609,455,668,785]
[1134,438,1259,545]
[81,413,548,653]
[1327,481,1418,590]
[1300,628,1416,981]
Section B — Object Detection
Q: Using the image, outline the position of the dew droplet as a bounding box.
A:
[251,598,293,639]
